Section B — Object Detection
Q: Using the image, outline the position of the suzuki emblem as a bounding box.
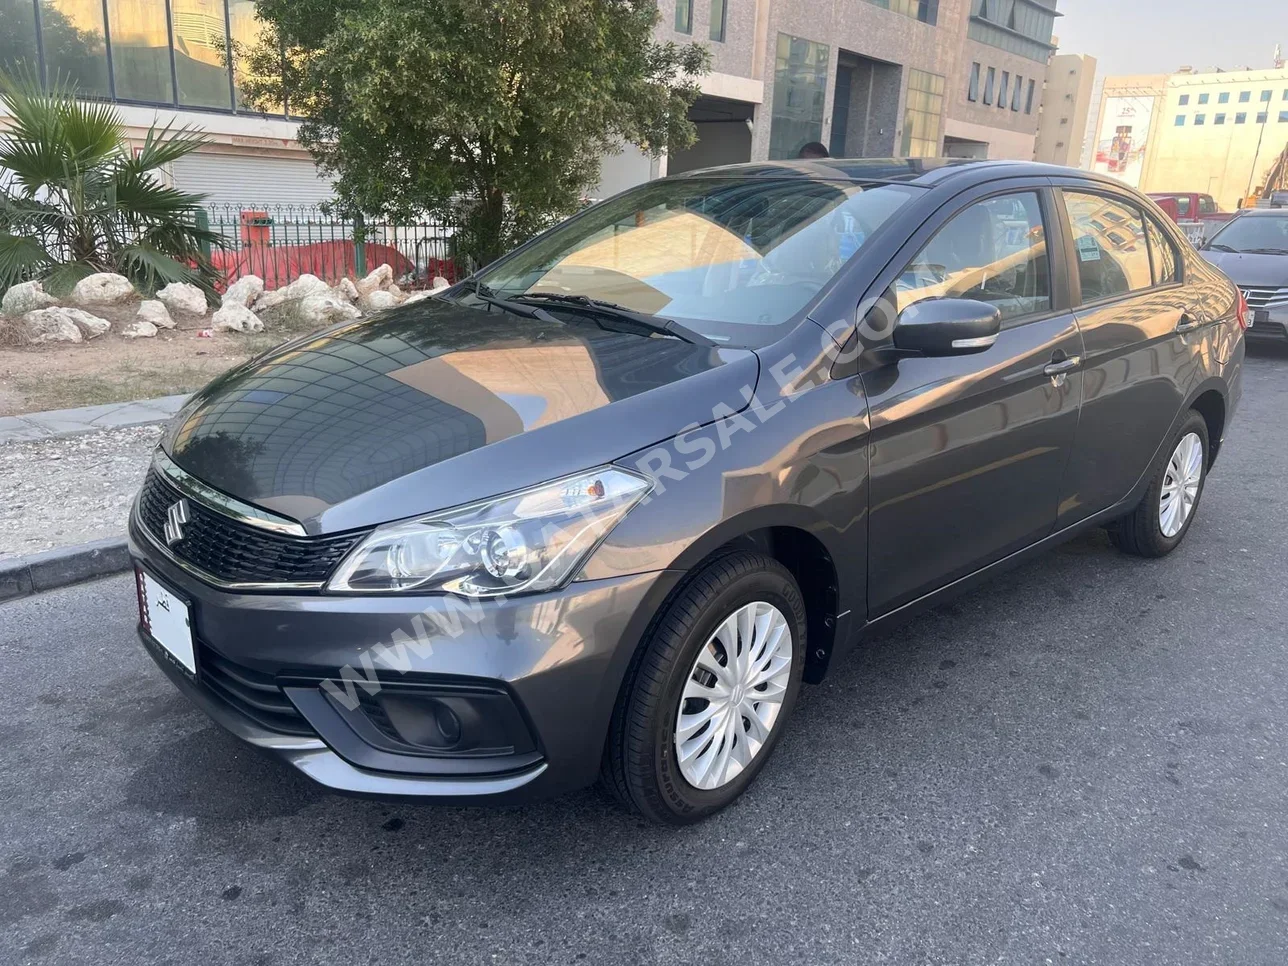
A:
[164,499,190,546]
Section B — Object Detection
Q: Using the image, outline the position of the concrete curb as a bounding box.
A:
[0,538,131,603]
[0,394,189,446]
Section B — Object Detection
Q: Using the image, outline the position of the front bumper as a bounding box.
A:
[1245,308,1288,342]
[129,512,677,803]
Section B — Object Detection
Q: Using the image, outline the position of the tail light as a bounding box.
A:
[1236,290,1249,330]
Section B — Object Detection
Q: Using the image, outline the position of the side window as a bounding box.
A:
[1198,195,1218,215]
[1062,191,1152,302]
[895,192,1051,324]
[1175,196,1192,218]
[1145,218,1180,285]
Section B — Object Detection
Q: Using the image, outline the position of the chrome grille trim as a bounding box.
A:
[1240,286,1288,310]
[152,448,308,537]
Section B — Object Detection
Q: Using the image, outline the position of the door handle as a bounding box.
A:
[1043,356,1082,376]
[1176,313,1202,333]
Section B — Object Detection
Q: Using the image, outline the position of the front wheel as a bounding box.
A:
[601,551,806,825]
[1108,410,1210,557]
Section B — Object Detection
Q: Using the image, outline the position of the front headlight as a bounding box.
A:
[326,467,651,596]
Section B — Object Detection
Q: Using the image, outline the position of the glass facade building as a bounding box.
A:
[901,69,944,157]
[768,33,830,160]
[967,0,1057,62]
[0,0,284,115]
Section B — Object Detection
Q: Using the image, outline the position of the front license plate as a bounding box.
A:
[136,568,196,675]
[1253,309,1269,326]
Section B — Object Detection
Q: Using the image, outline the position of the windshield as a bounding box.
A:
[1207,214,1288,253]
[473,177,919,345]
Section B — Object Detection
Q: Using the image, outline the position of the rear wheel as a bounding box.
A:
[1108,410,1209,558]
[601,551,806,825]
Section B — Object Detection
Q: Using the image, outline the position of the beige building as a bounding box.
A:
[1034,52,1097,166]
[1087,67,1288,210]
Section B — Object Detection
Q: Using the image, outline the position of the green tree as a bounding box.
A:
[243,0,709,265]
[0,76,223,300]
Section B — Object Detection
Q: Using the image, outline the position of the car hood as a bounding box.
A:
[1199,250,1288,287]
[162,298,758,533]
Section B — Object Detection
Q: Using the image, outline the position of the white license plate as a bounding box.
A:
[136,569,196,675]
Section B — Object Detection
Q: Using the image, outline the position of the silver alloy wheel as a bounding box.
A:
[1159,431,1204,538]
[674,600,793,791]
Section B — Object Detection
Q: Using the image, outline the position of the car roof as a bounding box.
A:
[1235,207,1288,217]
[668,157,1102,189]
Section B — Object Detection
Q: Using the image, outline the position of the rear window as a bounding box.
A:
[1063,192,1153,302]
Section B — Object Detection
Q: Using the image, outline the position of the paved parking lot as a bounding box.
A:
[3,349,1288,966]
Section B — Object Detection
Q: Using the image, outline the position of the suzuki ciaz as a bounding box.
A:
[131,160,1245,824]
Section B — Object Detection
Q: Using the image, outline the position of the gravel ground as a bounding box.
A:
[0,426,161,558]
[0,352,1286,965]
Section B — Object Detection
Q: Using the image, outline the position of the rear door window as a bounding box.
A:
[1198,195,1219,215]
[1145,218,1180,285]
[1062,191,1153,302]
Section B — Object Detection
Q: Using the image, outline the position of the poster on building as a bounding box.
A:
[1092,95,1155,187]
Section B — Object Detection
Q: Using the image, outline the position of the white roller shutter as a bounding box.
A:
[171,153,335,208]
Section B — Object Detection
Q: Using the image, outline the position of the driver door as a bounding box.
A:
[863,185,1085,615]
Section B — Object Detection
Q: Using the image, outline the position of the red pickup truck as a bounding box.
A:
[1147,192,1235,244]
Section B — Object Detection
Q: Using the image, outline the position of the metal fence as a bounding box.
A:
[199,204,467,292]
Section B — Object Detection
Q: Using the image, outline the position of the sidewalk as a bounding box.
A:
[0,393,188,445]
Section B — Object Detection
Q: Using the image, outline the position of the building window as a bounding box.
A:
[172,0,234,110]
[901,68,944,158]
[1197,93,1209,105]
[768,34,829,160]
[1283,89,1288,100]
[229,0,279,112]
[968,62,981,101]
[1,0,40,79]
[38,0,112,97]
[998,70,1009,108]
[1261,89,1273,102]
[1194,113,1205,125]
[1239,90,1251,103]
[1175,115,1186,126]
[107,0,176,105]
[1218,92,1229,104]
[709,0,727,41]
[1280,111,1288,123]
[1178,94,1190,106]
[968,0,1054,62]
[674,0,692,33]
[1235,112,1247,124]
[1257,112,1269,123]
[1214,113,1226,125]
[1025,78,1036,114]
[984,66,995,105]
[863,0,939,26]
[1011,74,1023,111]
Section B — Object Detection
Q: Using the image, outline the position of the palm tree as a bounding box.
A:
[0,74,223,301]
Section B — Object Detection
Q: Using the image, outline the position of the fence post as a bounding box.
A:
[195,208,212,262]
[353,212,367,278]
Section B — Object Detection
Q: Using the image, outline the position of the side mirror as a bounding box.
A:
[893,298,1002,357]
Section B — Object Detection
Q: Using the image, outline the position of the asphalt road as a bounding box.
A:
[4,349,1288,966]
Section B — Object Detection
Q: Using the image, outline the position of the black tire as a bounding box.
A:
[600,550,807,825]
[1108,410,1210,558]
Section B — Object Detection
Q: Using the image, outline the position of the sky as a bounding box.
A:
[1053,0,1285,76]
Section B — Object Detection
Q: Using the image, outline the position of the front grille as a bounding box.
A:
[199,644,315,737]
[1241,286,1288,311]
[137,469,365,586]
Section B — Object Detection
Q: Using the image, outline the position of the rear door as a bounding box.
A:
[1050,182,1196,526]
[863,182,1085,615]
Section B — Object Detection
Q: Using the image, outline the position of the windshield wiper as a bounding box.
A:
[462,280,558,323]
[1241,247,1288,255]
[510,293,716,346]
[1204,243,1238,252]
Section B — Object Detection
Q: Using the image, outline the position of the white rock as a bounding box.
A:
[357,264,394,296]
[157,281,208,316]
[403,290,434,304]
[360,289,400,312]
[299,293,362,326]
[136,299,175,329]
[282,273,331,300]
[20,308,83,343]
[62,307,112,339]
[71,272,135,306]
[212,303,264,333]
[2,280,58,316]
[122,318,158,339]
[223,274,265,308]
[251,288,290,313]
[335,277,360,303]
[430,276,451,292]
